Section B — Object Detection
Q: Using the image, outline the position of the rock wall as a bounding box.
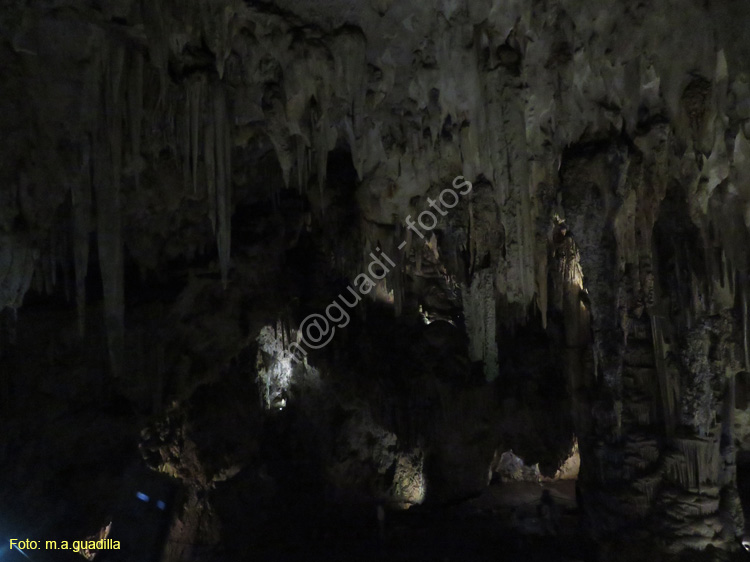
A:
[2,0,750,558]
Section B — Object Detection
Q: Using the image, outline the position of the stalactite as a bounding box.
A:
[164,93,179,162]
[128,51,143,190]
[652,314,676,437]
[154,338,165,414]
[189,78,204,194]
[264,92,293,189]
[4,308,17,346]
[42,244,54,296]
[670,437,720,491]
[537,250,549,329]
[204,105,217,233]
[296,136,306,193]
[59,226,72,303]
[195,80,233,286]
[181,96,191,190]
[142,0,169,108]
[32,260,43,294]
[95,41,126,379]
[213,84,232,288]
[52,225,61,291]
[0,236,36,313]
[198,0,236,80]
[744,280,749,374]
[313,106,329,208]
[71,142,91,337]
[391,226,404,317]
[332,30,367,138]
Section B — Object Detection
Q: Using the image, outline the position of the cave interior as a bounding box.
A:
[4,1,750,561]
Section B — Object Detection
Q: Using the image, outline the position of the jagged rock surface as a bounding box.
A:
[2,0,750,559]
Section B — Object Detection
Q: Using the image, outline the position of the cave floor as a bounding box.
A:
[231,480,749,562]
[233,481,591,562]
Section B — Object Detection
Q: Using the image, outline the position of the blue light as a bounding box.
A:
[11,545,30,559]
[136,492,150,502]
[156,500,166,511]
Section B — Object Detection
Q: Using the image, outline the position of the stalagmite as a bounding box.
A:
[463,269,499,382]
